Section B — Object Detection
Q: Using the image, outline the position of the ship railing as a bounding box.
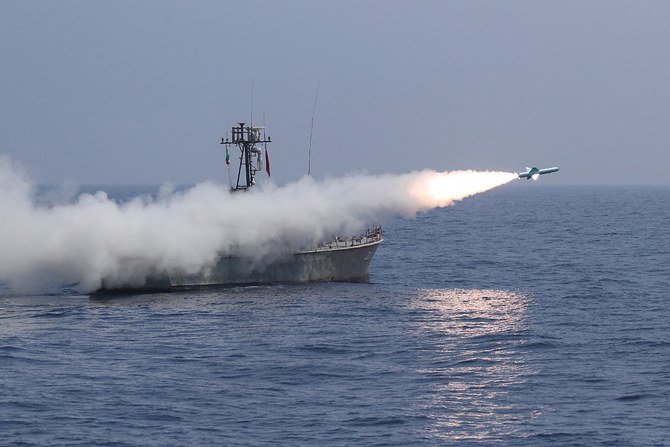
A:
[308,226,383,252]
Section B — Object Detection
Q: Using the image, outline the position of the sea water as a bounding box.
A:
[1,185,669,446]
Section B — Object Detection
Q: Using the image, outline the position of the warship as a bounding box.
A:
[99,122,383,292]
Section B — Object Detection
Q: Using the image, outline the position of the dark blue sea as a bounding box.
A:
[1,185,669,446]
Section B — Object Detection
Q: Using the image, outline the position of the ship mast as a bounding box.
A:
[220,122,271,191]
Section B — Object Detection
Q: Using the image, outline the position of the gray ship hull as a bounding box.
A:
[169,238,381,288]
[104,236,382,293]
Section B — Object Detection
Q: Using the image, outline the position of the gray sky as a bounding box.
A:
[1,0,669,186]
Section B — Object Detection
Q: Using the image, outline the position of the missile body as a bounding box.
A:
[518,166,559,180]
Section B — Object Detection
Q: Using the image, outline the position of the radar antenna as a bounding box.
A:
[308,81,320,176]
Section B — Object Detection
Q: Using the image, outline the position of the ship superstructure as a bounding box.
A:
[221,122,271,191]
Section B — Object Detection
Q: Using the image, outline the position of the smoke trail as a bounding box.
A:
[0,155,516,292]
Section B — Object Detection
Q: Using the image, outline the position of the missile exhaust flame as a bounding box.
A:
[0,155,517,293]
[415,170,518,207]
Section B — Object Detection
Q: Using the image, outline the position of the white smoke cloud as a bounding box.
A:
[0,155,516,293]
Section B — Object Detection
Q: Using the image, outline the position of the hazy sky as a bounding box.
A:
[1,1,669,186]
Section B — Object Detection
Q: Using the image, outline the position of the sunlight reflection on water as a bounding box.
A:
[410,288,536,443]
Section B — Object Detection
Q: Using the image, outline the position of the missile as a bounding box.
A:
[518,166,559,180]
